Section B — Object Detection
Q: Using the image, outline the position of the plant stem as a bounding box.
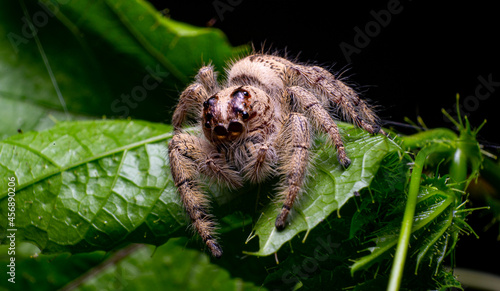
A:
[387,143,452,291]
[449,148,467,192]
[401,128,456,150]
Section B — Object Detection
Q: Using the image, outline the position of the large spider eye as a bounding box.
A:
[214,125,228,136]
[228,121,243,133]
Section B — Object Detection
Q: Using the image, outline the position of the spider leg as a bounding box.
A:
[168,133,240,257]
[195,65,220,96]
[289,65,386,136]
[288,86,351,168]
[172,83,207,130]
[275,113,311,230]
[172,66,220,131]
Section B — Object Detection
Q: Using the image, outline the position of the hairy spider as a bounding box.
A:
[168,53,385,257]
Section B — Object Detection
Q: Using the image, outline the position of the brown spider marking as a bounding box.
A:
[168,52,385,257]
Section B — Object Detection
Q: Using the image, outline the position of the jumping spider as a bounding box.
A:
[168,53,385,257]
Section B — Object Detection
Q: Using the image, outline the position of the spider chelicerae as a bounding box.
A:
[168,52,386,257]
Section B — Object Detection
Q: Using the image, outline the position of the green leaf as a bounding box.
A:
[245,125,401,256]
[350,180,462,274]
[0,120,399,258]
[0,0,248,123]
[70,238,263,291]
[0,242,107,290]
[0,95,90,140]
[0,240,262,291]
[0,120,185,253]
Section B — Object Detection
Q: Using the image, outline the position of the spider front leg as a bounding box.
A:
[288,86,351,168]
[168,133,241,258]
[172,65,220,130]
[275,113,311,230]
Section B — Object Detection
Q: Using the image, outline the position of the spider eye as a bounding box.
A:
[241,111,249,120]
[228,121,243,133]
[204,112,213,128]
[204,96,218,109]
[232,89,250,99]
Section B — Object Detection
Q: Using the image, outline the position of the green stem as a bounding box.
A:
[387,143,452,291]
[401,128,457,150]
[449,148,467,192]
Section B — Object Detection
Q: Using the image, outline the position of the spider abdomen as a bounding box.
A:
[227,54,290,96]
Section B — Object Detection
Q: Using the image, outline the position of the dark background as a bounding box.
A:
[151,0,499,278]
[158,0,499,144]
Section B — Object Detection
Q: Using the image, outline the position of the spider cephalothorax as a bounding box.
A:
[202,86,258,143]
[168,53,385,257]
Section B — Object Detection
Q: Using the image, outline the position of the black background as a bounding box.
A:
[151,0,499,279]
[158,0,499,144]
